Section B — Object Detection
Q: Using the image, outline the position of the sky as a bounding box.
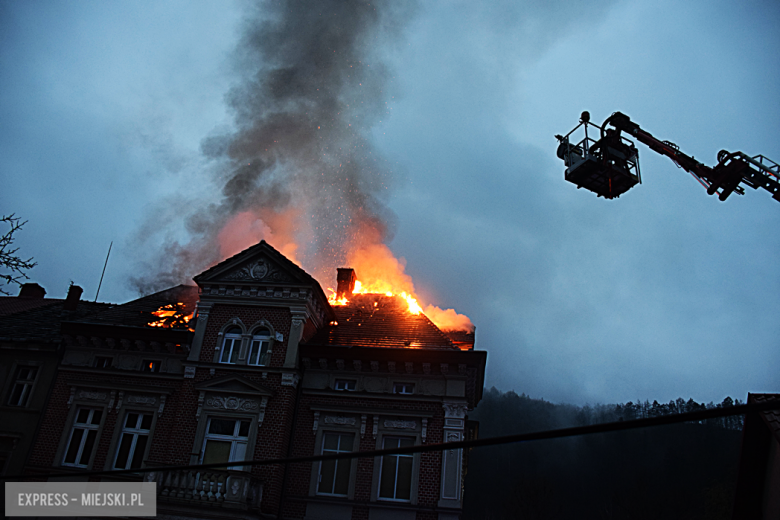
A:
[1,0,778,406]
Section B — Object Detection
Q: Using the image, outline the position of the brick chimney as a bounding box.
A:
[18,283,46,299]
[336,268,356,300]
[64,284,83,311]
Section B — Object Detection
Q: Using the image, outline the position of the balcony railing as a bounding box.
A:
[144,467,262,510]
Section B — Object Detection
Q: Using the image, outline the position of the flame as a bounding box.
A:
[324,242,473,331]
[215,208,473,332]
[217,209,301,266]
[148,303,194,330]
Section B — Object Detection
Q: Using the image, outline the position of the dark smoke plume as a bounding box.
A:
[131,0,413,294]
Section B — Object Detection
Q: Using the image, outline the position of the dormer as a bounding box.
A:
[188,241,334,368]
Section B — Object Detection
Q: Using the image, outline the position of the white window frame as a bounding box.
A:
[219,330,242,364]
[248,329,271,366]
[113,412,153,470]
[316,432,355,497]
[6,365,38,407]
[377,436,416,502]
[200,417,251,470]
[334,379,357,391]
[393,382,415,395]
[62,408,103,468]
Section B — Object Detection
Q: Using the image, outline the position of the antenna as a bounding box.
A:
[94,241,113,302]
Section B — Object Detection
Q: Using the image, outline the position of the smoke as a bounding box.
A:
[131,0,413,293]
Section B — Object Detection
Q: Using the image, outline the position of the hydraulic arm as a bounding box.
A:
[556,111,780,202]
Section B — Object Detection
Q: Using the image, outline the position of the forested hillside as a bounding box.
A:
[462,388,743,519]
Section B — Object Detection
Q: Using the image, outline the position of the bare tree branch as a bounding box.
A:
[1,214,37,295]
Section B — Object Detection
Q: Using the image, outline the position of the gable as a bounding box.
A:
[194,375,274,397]
[193,240,315,287]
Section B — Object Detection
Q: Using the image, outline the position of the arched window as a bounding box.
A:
[248,328,271,366]
[219,327,242,364]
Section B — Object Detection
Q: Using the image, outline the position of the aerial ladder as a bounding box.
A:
[555,111,780,203]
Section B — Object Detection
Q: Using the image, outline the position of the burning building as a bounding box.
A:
[15,240,486,520]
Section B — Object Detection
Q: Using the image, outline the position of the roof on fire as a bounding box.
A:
[72,285,199,328]
[306,293,466,350]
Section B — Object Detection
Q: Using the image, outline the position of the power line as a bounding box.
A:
[6,399,776,482]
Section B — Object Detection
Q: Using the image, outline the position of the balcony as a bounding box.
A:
[144,467,262,511]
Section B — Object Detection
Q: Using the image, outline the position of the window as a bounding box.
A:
[393,383,414,395]
[201,418,250,469]
[142,360,160,373]
[93,357,112,369]
[378,437,414,501]
[219,329,241,364]
[248,329,270,366]
[317,433,354,496]
[334,379,356,391]
[63,408,102,467]
[113,413,152,470]
[7,366,38,406]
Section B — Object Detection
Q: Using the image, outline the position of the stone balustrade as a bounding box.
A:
[144,467,262,510]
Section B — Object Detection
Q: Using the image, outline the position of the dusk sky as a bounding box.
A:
[2,0,778,406]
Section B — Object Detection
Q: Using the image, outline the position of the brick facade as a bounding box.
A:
[19,241,486,520]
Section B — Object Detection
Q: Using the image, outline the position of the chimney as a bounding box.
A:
[64,284,83,311]
[336,268,356,300]
[18,283,46,299]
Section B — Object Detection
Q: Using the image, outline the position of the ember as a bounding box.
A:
[325,243,474,333]
[148,302,194,330]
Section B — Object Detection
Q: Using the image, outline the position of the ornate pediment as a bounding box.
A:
[193,240,313,286]
[195,375,274,397]
[222,255,293,283]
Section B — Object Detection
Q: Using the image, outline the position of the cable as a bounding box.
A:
[4,399,776,482]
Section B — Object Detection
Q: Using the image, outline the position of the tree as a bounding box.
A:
[1,214,37,295]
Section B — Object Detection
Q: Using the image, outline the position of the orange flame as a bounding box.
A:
[214,210,473,332]
[325,242,473,331]
[148,303,194,330]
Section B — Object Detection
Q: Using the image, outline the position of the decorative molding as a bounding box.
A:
[224,257,292,282]
[257,396,269,427]
[361,415,367,439]
[373,415,379,439]
[422,418,428,443]
[184,366,196,379]
[275,332,284,342]
[383,419,416,430]
[370,361,379,372]
[458,364,467,375]
[364,377,384,393]
[281,372,299,388]
[78,390,107,401]
[116,391,124,410]
[108,391,116,412]
[440,363,449,375]
[324,415,356,426]
[205,396,259,412]
[443,401,468,419]
[127,395,157,406]
[405,362,414,374]
[196,391,205,419]
[302,358,311,369]
[319,358,328,370]
[387,361,396,373]
[67,388,76,409]
[313,412,320,434]
[423,363,431,375]
[336,359,345,370]
[353,360,362,372]
[158,395,167,416]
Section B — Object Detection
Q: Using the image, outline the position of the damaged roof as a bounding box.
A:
[307,293,461,350]
[74,285,199,329]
